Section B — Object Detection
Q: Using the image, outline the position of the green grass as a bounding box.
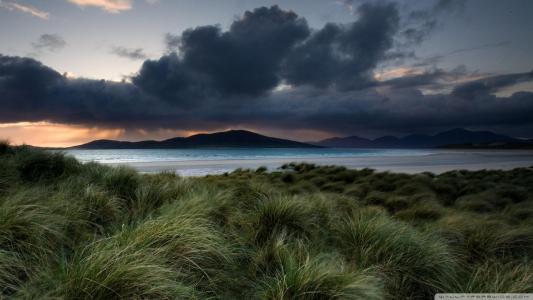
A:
[458,262,533,293]
[0,146,532,298]
[246,196,316,246]
[333,208,458,298]
[254,251,383,299]
[23,242,197,299]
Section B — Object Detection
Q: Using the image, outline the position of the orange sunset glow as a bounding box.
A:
[0,122,223,147]
[0,122,336,148]
[0,122,125,147]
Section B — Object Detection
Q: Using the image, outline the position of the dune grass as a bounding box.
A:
[332,208,458,298]
[254,248,383,300]
[0,144,532,298]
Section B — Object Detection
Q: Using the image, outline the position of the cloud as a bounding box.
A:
[1,4,533,139]
[342,0,465,48]
[283,2,399,90]
[401,0,466,45]
[2,53,533,138]
[110,46,147,60]
[414,41,512,68]
[137,3,399,102]
[451,71,533,99]
[0,1,49,19]
[164,33,180,52]
[341,0,470,71]
[67,0,132,13]
[135,5,310,99]
[447,40,512,55]
[31,34,67,52]
[377,66,480,92]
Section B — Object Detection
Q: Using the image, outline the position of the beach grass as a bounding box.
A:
[0,144,532,298]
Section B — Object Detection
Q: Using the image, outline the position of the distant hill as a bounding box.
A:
[71,128,531,150]
[315,136,373,148]
[439,141,533,149]
[314,128,525,148]
[71,130,320,149]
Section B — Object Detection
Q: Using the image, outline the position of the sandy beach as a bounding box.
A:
[106,150,533,176]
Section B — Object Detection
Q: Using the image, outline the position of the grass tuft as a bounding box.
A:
[247,196,315,245]
[15,150,79,183]
[0,140,10,155]
[459,262,533,293]
[37,243,198,299]
[102,166,140,202]
[253,240,383,300]
[333,208,458,298]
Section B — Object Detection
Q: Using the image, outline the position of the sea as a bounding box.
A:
[64,148,429,164]
[62,148,533,176]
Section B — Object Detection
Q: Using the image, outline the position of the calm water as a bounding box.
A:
[61,148,533,176]
[64,148,432,164]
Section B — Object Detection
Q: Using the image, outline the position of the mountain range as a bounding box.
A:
[71,130,318,149]
[70,128,533,149]
[313,128,532,148]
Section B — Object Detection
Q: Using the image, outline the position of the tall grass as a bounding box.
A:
[81,184,123,231]
[112,211,234,288]
[458,262,533,293]
[436,215,533,263]
[0,250,22,294]
[25,243,197,299]
[102,165,139,202]
[0,193,66,259]
[333,208,459,298]
[0,146,532,298]
[14,148,80,183]
[246,196,315,245]
[0,140,9,155]
[255,253,383,299]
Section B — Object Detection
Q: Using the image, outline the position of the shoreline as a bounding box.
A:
[101,150,533,176]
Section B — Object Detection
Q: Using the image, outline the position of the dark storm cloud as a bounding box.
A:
[31,34,66,52]
[0,54,63,102]
[139,2,401,98]
[2,53,533,137]
[2,3,533,138]
[452,71,533,99]
[245,83,533,138]
[181,5,309,95]
[131,52,212,106]
[283,2,399,90]
[135,5,310,99]
[110,46,148,60]
[0,54,151,125]
[164,33,180,52]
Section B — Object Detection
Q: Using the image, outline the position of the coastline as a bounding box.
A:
[103,149,533,175]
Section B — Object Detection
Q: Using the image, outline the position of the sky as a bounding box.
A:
[0,0,532,146]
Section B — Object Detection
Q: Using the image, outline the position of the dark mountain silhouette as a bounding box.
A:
[71,130,320,149]
[372,136,401,148]
[430,128,516,146]
[71,128,530,150]
[314,128,523,148]
[315,136,373,148]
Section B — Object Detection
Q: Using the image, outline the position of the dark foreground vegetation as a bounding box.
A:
[1,141,533,299]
